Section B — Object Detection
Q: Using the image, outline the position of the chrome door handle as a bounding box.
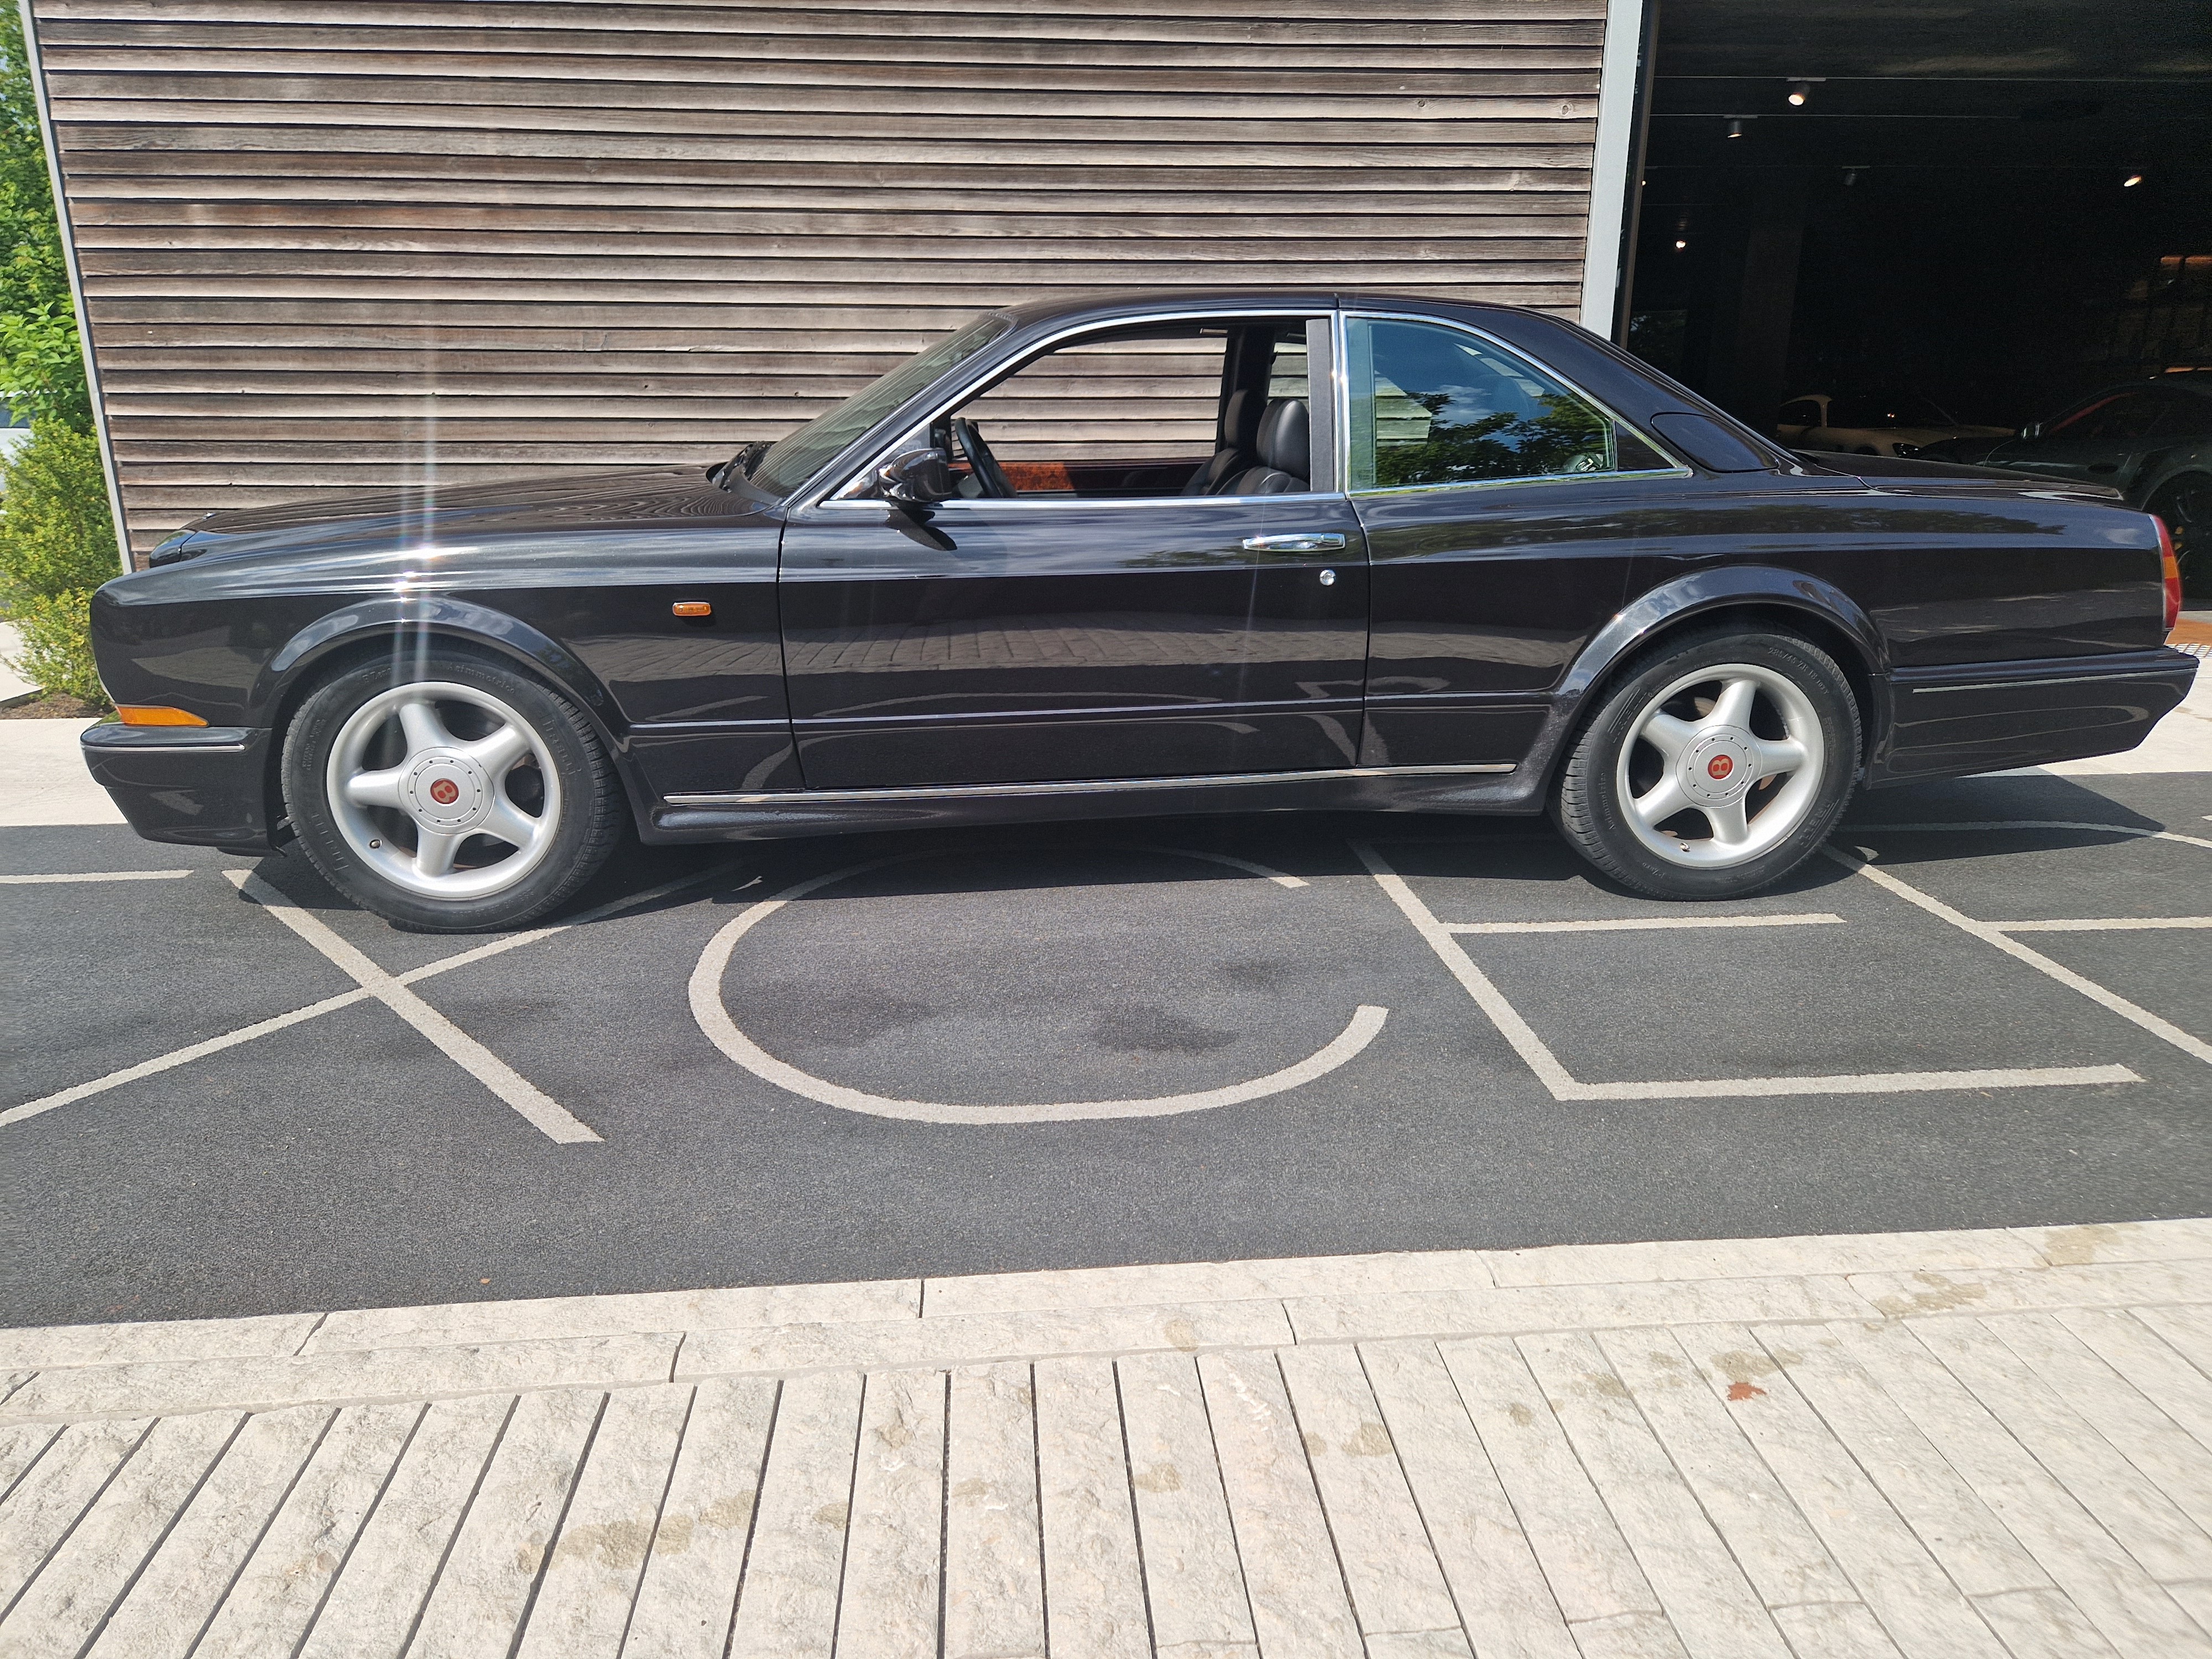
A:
[1241,533,1346,552]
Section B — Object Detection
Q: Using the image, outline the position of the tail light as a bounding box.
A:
[2156,514,2182,634]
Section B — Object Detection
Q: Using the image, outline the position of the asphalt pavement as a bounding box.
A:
[6,765,2210,1329]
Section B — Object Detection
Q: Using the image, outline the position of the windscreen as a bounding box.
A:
[747,312,1016,498]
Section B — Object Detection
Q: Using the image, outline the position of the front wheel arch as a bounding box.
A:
[260,620,652,847]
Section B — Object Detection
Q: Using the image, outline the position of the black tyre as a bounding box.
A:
[2147,473,2212,601]
[280,649,627,931]
[1555,627,1860,900]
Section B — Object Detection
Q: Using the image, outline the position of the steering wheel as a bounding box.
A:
[952,419,1014,499]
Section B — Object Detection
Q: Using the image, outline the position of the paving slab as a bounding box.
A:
[6,1227,2212,1656]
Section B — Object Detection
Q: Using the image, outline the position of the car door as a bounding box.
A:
[775,312,1370,790]
[1343,312,1692,768]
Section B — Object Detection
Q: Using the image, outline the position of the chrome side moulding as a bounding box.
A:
[666,759,1516,808]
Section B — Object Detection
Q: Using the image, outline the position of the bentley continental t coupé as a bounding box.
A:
[84,292,2197,930]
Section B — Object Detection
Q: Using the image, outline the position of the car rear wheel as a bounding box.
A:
[1554,628,1860,899]
[281,650,626,931]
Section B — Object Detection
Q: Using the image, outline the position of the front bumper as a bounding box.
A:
[81,723,275,850]
[1875,646,2199,784]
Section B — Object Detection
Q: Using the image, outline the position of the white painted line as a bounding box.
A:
[1354,839,1588,1100]
[0,862,742,1132]
[229,870,602,1143]
[1565,1065,2137,1100]
[1844,819,2212,854]
[1123,844,1308,888]
[0,988,377,1129]
[1996,917,2212,933]
[1446,912,1845,935]
[1359,840,2142,1102]
[1825,846,2212,1069]
[690,853,1384,1122]
[0,868,192,885]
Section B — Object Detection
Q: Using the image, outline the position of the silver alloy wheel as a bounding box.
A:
[1615,661,1826,868]
[324,681,563,900]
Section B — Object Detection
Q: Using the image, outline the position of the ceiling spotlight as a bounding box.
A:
[1788,81,1813,106]
[1674,238,1688,250]
[2122,173,2145,187]
[1727,118,1747,139]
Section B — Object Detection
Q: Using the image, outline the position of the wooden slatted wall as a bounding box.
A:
[31,0,1607,555]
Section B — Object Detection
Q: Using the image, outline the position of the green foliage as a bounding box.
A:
[7,584,100,700]
[0,9,84,433]
[1,423,118,702]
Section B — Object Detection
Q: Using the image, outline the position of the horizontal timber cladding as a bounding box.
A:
[33,0,1608,554]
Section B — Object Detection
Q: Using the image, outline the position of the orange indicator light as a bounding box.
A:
[671,601,712,618]
[117,705,208,727]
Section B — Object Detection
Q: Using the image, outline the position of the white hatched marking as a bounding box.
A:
[229,870,603,1144]
[1358,840,2134,1101]
[0,868,191,885]
[1994,916,2212,932]
[1446,912,1843,935]
[0,862,738,1131]
[1827,847,2212,1069]
[1844,818,2212,853]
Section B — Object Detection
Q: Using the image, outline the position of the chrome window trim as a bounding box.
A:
[805,488,1347,514]
[666,759,1515,808]
[1339,308,1692,495]
[796,304,1338,515]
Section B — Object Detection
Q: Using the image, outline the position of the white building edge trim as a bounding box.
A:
[1579,0,1649,337]
[17,0,130,568]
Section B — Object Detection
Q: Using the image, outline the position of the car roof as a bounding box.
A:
[994,289,1535,330]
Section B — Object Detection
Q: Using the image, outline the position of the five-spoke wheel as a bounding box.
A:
[1556,628,1860,899]
[283,651,625,931]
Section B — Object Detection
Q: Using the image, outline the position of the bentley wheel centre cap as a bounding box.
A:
[403,750,488,832]
[1707,754,1734,780]
[1681,728,1757,807]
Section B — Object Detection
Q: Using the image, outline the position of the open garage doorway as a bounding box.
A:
[1620,0,2211,586]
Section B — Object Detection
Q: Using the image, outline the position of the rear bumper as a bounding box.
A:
[81,723,275,849]
[1873,646,2199,784]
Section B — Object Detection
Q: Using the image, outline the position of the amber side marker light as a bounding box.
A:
[116,705,208,727]
[2157,516,2182,634]
[671,601,712,618]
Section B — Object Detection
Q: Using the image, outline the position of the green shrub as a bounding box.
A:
[7,585,97,699]
[1,421,118,702]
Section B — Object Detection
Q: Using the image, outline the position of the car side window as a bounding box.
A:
[2151,395,2212,439]
[2052,392,2162,441]
[928,317,1323,499]
[1345,317,1673,492]
[1778,399,1822,427]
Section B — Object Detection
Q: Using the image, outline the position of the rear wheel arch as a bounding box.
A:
[1559,597,1881,785]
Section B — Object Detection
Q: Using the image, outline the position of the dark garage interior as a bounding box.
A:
[1622,0,2211,444]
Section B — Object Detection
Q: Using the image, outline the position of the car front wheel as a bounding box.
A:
[1554,628,1860,899]
[281,650,627,931]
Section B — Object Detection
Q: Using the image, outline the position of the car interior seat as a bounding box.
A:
[1219,398,1309,495]
[1181,388,1265,495]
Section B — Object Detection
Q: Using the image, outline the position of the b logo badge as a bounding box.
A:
[429,778,461,805]
[1707,755,1735,781]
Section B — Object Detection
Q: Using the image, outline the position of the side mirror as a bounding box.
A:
[878,447,956,506]
[2019,421,2043,440]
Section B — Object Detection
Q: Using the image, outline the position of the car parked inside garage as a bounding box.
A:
[1918,375,2212,592]
[80,292,2195,930]
[1776,392,2011,458]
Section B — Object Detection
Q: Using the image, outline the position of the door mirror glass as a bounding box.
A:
[1344,317,1674,492]
[877,447,957,505]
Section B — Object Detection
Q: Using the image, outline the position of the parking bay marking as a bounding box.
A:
[1355,838,2139,1102]
[1447,912,1843,935]
[1824,839,2212,1070]
[0,869,193,885]
[689,849,1386,1123]
[0,862,743,1133]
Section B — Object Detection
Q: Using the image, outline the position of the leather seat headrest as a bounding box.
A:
[1223,388,1261,452]
[1257,398,1308,477]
